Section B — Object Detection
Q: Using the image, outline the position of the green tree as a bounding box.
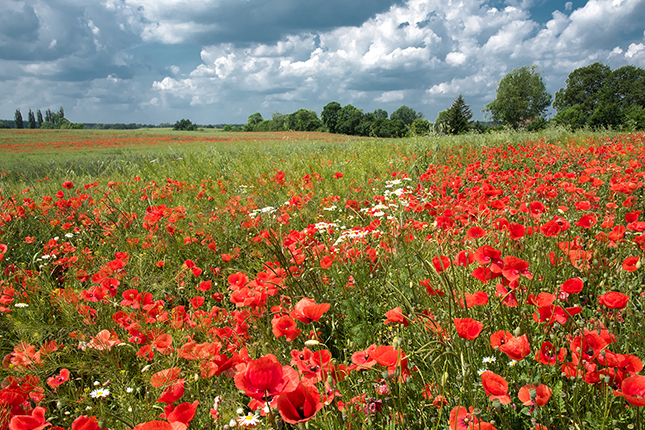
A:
[390,105,422,125]
[0,121,10,129]
[410,118,431,136]
[373,109,388,119]
[321,101,342,133]
[28,109,36,129]
[244,113,263,131]
[36,109,43,128]
[336,104,363,135]
[553,105,588,130]
[14,109,23,129]
[285,109,323,131]
[173,119,197,131]
[484,65,552,129]
[444,94,472,134]
[434,110,449,134]
[599,65,645,111]
[553,62,610,119]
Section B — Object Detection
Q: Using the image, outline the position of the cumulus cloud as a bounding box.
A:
[2,0,645,124]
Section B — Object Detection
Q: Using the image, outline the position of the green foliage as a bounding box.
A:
[244,113,264,131]
[173,118,198,131]
[410,118,431,136]
[484,65,552,129]
[390,105,423,125]
[36,109,44,128]
[444,94,473,135]
[28,109,36,129]
[0,121,9,129]
[14,109,23,129]
[322,101,342,133]
[553,104,588,130]
[336,104,363,135]
[553,62,610,117]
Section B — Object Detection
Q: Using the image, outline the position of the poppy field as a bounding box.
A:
[1,128,645,430]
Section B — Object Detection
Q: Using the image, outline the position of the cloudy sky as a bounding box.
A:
[1,0,644,125]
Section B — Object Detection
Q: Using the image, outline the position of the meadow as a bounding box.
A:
[0,127,644,430]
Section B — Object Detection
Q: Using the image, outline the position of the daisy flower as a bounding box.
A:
[90,388,110,398]
[237,412,260,427]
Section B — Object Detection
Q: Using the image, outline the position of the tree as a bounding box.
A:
[373,109,388,120]
[173,119,197,131]
[0,121,10,129]
[284,109,323,131]
[321,102,342,133]
[484,65,552,129]
[598,65,645,111]
[244,113,263,131]
[553,62,610,119]
[28,109,36,129]
[390,105,423,125]
[433,110,449,134]
[336,104,363,135]
[444,94,472,134]
[36,109,43,128]
[14,109,23,129]
[410,118,431,136]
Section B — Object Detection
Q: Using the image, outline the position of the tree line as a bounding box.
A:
[2,107,84,130]
[235,62,644,136]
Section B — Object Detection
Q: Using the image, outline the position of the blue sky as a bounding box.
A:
[1,0,644,125]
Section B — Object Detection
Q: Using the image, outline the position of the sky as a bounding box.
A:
[1,0,645,126]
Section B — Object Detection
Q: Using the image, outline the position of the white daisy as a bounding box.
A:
[89,388,110,398]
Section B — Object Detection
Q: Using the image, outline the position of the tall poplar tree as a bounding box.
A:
[14,109,24,129]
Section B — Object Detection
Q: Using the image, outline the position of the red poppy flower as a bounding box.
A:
[272,315,302,342]
[449,406,477,430]
[71,415,101,430]
[8,406,50,430]
[47,369,70,389]
[518,384,552,407]
[290,298,330,323]
[62,181,74,189]
[151,368,181,388]
[509,223,525,239]
[432,255,451,273]
[622,257,640,272]
[498,334,530,361]
[131,422,173,430]
[575,214,597,229]
[166,401,198,424]
[157,379,185,403]
[528,201,546,217]
[384,307,409,326]
[276,380,323,424]
[453,318,484,340]
[561,277,583,294]
[454,250,474,267]
[535,341,567,365]
[614,374,645,406]
[351,344,377,369]
[234,355,299,400]
[598,291,629,309]
[481,371,511,404]
[370,345,407,370]
[466,226,486,240]
[490,330,512,349]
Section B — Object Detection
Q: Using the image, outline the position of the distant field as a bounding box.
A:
[0,128,350,153]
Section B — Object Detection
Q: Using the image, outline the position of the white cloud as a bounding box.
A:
[626,43,645,58]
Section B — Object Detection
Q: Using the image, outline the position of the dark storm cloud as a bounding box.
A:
[188,0,402,45]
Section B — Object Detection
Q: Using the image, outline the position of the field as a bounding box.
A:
[1,127,645,430]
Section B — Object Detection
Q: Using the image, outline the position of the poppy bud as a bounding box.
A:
[492,398,501,412]
[513,327,522,337]
[529,388,537,402]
